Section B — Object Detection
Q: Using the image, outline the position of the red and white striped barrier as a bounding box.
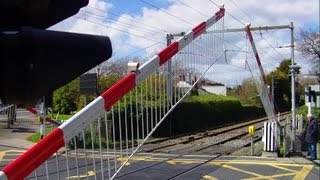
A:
[245,24,277,122]
[0,7,225,180]
[27,107,61,126]
[245,24,279,153]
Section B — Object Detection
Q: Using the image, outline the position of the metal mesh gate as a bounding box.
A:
[0,7,225,180]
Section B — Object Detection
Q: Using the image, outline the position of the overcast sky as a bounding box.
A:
[50,0,319,86]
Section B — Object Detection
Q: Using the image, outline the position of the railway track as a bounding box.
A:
[116,113,291,179]
[140,112,290,154]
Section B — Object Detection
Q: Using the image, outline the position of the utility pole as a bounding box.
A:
[166,32,186,136]
[271,76,275,104]
[166,34,174,136]
[209,23,300,153]
[166,34,174,108]
[289,22,300,153]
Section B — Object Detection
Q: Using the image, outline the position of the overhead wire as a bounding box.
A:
[209,0,286,70]
[86,6,169,33]
[72,16,165,44]
[138,0,195,27]
[81,1,256,71]
[114,41,165,58]
[208,0,245,26]
[78,10,165,38]
[227,0,288,61]
[175,0,245,40]
[176,0,209,18]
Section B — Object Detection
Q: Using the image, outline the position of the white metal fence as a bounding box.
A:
[0,104,16,128]
[0,7,225,180]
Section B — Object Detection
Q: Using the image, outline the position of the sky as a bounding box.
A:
[50,0,319,86]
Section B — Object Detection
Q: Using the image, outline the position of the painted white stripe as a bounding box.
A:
[59,96,105,142]
[206,16,217,29]
[270,122,274,151]
[0,171,7,180]
[263,122,267,151]
[267,122,270,151]
[273,122,277,150]
[264,122,277,152]
[136,55,160,84]
[177,31,194,51]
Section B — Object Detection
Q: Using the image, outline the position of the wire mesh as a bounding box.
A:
[245,30,277,122]
[22,14,224,180]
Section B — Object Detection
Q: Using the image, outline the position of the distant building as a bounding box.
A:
[176,75,227,96]
[198,80,227,96]
[176,74,192,95]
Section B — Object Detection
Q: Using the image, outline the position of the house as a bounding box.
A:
[176,74,192,95]
[176,74,227,96]
[198,80,227,96]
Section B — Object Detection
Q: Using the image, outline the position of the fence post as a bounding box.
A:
[7,105,11,128]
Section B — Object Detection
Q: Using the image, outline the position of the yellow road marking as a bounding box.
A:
[166,160,176,165]
[202,175,218,180]
[4,150,25,153]
[209,161,308,167]
[66,171,95,179]
[268,164,297,173]
[0,150,25,162]
[243,173,296,180]
[1,159,16,162]
[2,153,21,156]
[293,165,314,180]
[0,151,5,162]
[222,164,265,178]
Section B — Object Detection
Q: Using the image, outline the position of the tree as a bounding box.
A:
[296,29,320,69]
[234,78,261,106]
[53,78,80,114]
[266,59,304,111]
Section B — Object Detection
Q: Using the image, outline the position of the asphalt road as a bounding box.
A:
[0,110,319,179]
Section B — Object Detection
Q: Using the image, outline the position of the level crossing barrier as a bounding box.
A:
[0,7,225,180]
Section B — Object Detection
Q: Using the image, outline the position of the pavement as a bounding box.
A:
[0,109,38,150]
[0,109,319,179]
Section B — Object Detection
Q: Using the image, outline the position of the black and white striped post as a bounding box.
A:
[263,122,277,152]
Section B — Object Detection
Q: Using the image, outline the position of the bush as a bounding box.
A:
[155,94,265,136]
[297,106,320,120]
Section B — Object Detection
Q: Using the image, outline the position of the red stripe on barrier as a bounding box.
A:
[255,54,262,66]
[268,94,273,102]
[2,128,64,180]
[193,22,206,39]
[102,73,136,110]
[215,8,225,21]
[26,107,37,115]
[26,107,61,126]
[158,42,179,65]
[262,75,268,85]
[245,27,254,42]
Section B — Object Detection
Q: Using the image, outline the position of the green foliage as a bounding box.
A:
[266,59,293,111]
[53,73,123,114]
[158,94,264,135]
[53,78,80,114]
[26,125,56,143]
[233,78,261,107]
[297,106,320,120]
[26,133,41,143]
[279,145,284,157]
[98,75,122,94]
[54,114,73,121]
